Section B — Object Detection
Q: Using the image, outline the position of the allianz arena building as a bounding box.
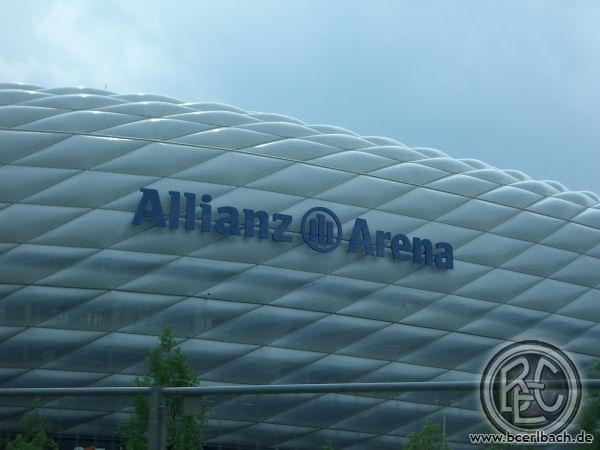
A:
[0,82,599,449]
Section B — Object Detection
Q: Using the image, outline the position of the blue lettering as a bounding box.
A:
[132,188,166,227]
[215,206,240,236]
[272,213,292,242]
[348,218,374,255]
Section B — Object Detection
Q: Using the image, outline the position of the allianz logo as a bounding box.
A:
[132,188,454,269]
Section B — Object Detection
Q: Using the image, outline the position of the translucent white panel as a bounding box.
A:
[271,394,382,428]
[94,141,223,176]
[339,285,443,322]
[276,354,386,384]
[303,134,374,150]
[501,244,579,277]
[41,290,179,331]
[559,289,600,322]
[113,223,223,256]
[21,94,123,110]
[514,314,594,345]
[0,327,102,368]
[453,268,541,302]
[14,134,145,169]
[526,197,585,220]
[361,146,424,162]
[0,244,95,284]
[175,128,277,149]
[395,260,491,294]
[426,173,496,197]
[310,150,396,173]
[509,278,588,312]
[99,118,210,140]
[338,323,446,360]
[437,199,519,231]
[169,111,258,126]
[23,170,157,208]
[40,249,177,290]
[398,369,480,409]
[378,187,468,220]
[513,180,562,196]
[182,101,246,113]
[20,111,140,133]
[99,101,194,117]
[409,221,482,248]
[213,186,303,214]
[478,185,542,208]
[202,346,323,384]
[564,325,600,357]
[272,315,385,353]
[316,175,410,208]
[464,169,516,185]
[456,233,532,267]
[333,252,423,285]
[178,339,257,374]
[363,136,402,146]
[0,105,63,127]
[123,297,256,337]
[491,210,565,242]
[310,125,358,136]
[201,305,324,344]
[120,256,252,296]
[415,147,450,158]
[556,191,598,206]
[459,159,492,169]
[40,87,114,95]
[551,255,600,287]
[370,162,449,186]
[572,208,600,229]
[0,204,86,243]
[401,295,496,331]
[105,176,233,213]
[541,221,600,253]
[0,165,77,202]
[247,163,353,197]
[400,332,501,369]
[237,121,316,137]
[3,369,105,389]
[357,361,444,384]
[31,208,144,248]
[272,274,385,313]
[0,285,102,327]
[112,93,183,103]
[0,130,67,163]
[0,83,42,90]
[200,265,321,304]
[0,89,50,105]
[417,157,477,174]
[266,240,362,275]
[460,304,548,339]
[249,112,305,124]
[246,138,339,160]
[43,332,159,372]
[174,151,290,186]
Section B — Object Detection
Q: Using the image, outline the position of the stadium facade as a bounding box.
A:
[0,82,599,449]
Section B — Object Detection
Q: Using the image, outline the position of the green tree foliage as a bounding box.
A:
[320,439,336,450]
[578,359,600,449]
[7,405,58,450]
[119,328,208,450]
[404,417,450,450]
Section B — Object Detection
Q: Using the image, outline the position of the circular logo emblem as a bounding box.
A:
[480,340,581,434]
[300,207,342,253]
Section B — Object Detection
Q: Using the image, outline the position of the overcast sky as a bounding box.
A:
[1,0,598,195]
